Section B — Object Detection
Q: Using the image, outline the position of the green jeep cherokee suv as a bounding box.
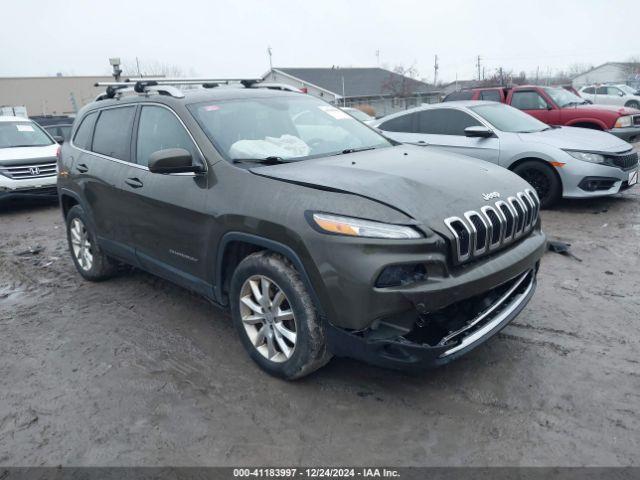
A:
[57,79,546,379]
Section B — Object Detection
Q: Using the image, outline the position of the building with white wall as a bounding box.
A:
[572,63,640,88]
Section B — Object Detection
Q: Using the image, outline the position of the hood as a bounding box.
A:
[0,144,58,163]
[518,126,631,153]
[571,103,637,116]
[250,145,532,230]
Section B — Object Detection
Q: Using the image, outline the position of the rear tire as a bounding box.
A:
[230,251,332,380]
[625,101,640,110]
[512,161,562,209]
[66,205,117,281]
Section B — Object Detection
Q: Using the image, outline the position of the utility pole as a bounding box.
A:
[433,54,439,86]
[375,49,380,66]
[109,57,122,81]
[476,55,482,81]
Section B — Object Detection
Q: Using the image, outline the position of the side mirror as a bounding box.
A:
[464,126,494,138]
[148,148,203,174]
[619,91,625,97]
[53,135,64,144]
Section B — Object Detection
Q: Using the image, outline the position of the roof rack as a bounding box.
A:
[94,77,264,100]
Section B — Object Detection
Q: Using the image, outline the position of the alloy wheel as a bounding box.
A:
[70,218,94,271]
[519,168,550,204]
[239,275,297,363]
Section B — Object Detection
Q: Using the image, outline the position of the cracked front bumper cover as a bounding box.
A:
[326,269,537,370]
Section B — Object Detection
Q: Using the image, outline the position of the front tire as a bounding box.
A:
[230,251,332,380]
[512,161,562,209]
[66,205,117,281]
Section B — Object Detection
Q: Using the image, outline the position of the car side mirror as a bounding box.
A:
[619,92,625,97]
[148,148,203,174]
[53,135,64,144]
[464,126,494,138]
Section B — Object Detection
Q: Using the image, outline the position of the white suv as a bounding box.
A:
[579,84,640,110]
[0,116,59,202]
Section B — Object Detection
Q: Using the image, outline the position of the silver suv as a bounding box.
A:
[0,116,59,202]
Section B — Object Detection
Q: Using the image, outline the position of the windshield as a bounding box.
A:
[470,103,549,133]
[344,108,372,122]
[0,121,54,148]
[544,87,587,107]
[619,85,636,95]
[188,95,391,162]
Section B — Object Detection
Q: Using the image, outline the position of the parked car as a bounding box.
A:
[58,80,546,379]
[373,102,638,208]
[579,84,640,110]
[0,115,60,202]
[341,107,375,124]
[443,85,640,143]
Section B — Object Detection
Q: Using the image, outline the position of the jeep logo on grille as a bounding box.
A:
[482,191,500,200]
[29,167,41,176]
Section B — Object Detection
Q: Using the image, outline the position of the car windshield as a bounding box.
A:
[544,87,587,107]
[619,85,636,95]
[188,95,392,162]
[0,121,53,148]
[344,108,372,122]
[470,103,549,133]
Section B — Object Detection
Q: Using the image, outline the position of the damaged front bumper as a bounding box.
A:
[326,267,537,369]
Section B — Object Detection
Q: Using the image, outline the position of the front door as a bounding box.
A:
[122,104,211,294]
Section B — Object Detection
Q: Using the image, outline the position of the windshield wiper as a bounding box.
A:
[232,156,288,165]
[333,146,376,156]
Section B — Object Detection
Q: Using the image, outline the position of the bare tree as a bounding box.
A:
[381,64,424,97]
[121,58,185,78]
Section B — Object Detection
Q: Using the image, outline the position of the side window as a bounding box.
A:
[92,107,136,161]
[479,90,501,102]
[73,111,98,150]
[416,109,481,135]
[582,87,595,94]
[607,87,622,96]
[443,91,474,102]
[511,91,548,110]
[136,106,198,167]
[378,113,415,133]
[595,86,608,95]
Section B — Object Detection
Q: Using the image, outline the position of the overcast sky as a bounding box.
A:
[1,0,636,83]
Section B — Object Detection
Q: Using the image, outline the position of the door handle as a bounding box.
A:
[76,163,89,173]
[125,177,144,189]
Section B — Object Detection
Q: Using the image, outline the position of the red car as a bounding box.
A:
[444,85,640,143]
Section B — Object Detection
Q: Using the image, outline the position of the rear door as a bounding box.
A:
[122,104,211,292]
[70,106,137,261]
[87,105,139,259]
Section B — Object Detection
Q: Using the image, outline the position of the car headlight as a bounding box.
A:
[564,150,606,164]
[311,213,422,239]
[614,116,633,128]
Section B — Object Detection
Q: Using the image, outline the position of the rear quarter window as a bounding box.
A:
[73,112,98,149]
[443,91,474,102]
[479,90,502,102]
[378,113,415,132]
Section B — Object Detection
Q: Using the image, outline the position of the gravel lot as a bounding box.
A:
[1,180,639,466]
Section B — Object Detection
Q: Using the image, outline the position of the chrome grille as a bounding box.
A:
[445,189,539,263]
[0,159,57,180]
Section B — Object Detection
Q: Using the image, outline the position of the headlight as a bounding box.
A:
[614,116,633,128]
[312,213,422,239]
[565,150,606,164]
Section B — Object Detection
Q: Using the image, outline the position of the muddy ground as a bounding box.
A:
[1,185,639,466]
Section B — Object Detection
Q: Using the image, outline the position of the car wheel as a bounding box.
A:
[66,205,117,281]
[512,161,561,209]
[230,251,332,380]
[625,101,640,110]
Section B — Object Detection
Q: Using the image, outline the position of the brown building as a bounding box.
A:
[0,76,112,117]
